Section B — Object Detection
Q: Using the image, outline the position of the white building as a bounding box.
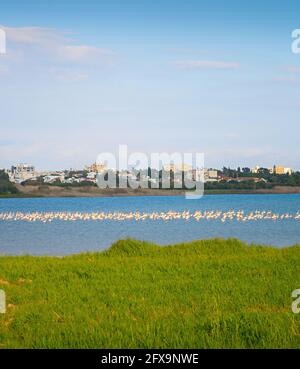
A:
[87,172,97,179]
[191,169,218,183]
[204,169,218,182]
[251,165,261,174]
[43,174,65,184]
[283,167,294,175]
[10,163,36,183]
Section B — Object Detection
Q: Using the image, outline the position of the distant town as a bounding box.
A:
[0,162,297,187]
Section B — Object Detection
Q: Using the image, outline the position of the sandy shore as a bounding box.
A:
[0,184,298,198]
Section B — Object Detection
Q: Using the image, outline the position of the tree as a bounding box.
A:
[0,170,19,194]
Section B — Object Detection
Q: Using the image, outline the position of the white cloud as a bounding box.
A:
[57,45,114,63]
[173,60,240,70]
[167,47,209,55]
[1,25,115,64]
[273,66,300,84]
[3,26,66,45]
[273,76,300,84]
[51,68,89,81]
[285,66,300,73]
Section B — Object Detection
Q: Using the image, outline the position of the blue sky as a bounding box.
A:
[0,0,300,170]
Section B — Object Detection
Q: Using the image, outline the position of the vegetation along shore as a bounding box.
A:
[0,238,300,348]
[1,184,300,198]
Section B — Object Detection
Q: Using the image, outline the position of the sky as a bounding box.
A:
[0,0,300,170]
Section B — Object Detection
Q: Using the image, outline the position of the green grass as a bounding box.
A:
[1,238,300,348]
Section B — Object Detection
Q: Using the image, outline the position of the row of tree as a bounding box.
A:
[221,167,300,185]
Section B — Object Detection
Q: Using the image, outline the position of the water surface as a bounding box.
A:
[0,194,299,255]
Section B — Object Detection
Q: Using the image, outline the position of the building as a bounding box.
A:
[12,163,35,174]
[191,169,218,182]
[271,166,294,175]
[204,169,218,182]
[86,163,107,173]
[251,165,261,174]
[163,163,192,172]
[9,163,36,183]
[43,174,65,184]
[275,166,285,175]
[283,167,294,175]
[86,172,97,179]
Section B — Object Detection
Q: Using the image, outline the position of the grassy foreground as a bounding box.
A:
[0,238,300,349]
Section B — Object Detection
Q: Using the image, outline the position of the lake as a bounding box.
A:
[0,194,299,255]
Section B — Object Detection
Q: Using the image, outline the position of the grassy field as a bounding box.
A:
[0,238,300,348]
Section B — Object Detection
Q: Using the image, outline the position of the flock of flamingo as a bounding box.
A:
[0,210,299,223]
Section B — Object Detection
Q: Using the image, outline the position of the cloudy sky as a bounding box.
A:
[0,0,300,170]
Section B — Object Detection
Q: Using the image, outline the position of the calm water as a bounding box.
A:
[0,194,299,255]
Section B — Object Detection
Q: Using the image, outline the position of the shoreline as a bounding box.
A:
[1,185,300,199]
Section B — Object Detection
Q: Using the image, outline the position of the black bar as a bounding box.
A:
[0,349,297,368]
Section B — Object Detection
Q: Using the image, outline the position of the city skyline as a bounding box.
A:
[0,0,300,170]
[4,161,296,175]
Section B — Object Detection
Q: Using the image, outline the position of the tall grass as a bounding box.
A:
[0,238,300,348]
